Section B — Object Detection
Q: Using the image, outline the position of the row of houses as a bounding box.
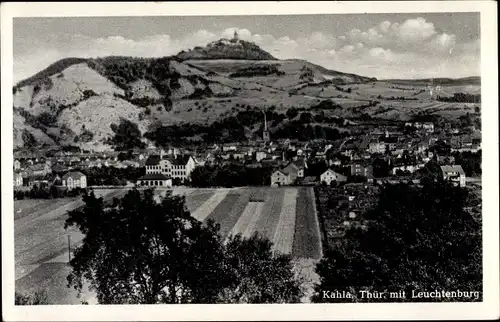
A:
[14,171,87,190]
[14,157,143,172]
[404,121,435,133]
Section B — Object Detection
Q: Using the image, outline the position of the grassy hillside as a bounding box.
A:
[12,38,481,151]
[14,58,89,89]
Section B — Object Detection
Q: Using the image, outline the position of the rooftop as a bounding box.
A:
[440,165,465,175]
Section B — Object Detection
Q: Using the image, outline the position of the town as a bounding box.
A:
[14,115,481,193]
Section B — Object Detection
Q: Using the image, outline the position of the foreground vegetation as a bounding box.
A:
[312,180,482,302]
[65,188,304,304]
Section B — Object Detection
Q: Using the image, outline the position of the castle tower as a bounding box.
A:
[263,111,270,142]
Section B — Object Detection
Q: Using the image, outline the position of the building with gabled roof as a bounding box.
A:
[14,172,23,187]
[144,153,197,183]
[137,173,172,188]
[270,158,307,186]
[320,169,347,185]
[440,165,466,187]
[270,169,290,186]
[61,171,87,190]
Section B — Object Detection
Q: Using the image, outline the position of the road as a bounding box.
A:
[14,190,126,304]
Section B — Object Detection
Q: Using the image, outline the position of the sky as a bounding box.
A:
[13,13,480,82]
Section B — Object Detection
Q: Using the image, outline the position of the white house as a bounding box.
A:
[368,142,386,154]
[13,172,23,187]
[422,122,435,133]
[320,169,347,185]
[14,159,21,171]
[61,171,87,190]
[392,163,425,175]
[328,158,342,166]
[255,151,267,162]
[440,165,466,187]
[271,170,290,186]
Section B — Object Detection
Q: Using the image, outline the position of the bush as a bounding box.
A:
[229,64,285,77]
[108,118,145,150]
[15,291,49,305]
[36,112,58,127]
[22,130,37,147]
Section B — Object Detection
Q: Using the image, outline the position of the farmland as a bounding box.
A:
[14,186,322,303]
[156,186,321,259]
[14,189,129,304]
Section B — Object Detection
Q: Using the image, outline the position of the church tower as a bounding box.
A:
[263,111,270,142]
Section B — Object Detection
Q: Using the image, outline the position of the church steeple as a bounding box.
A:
[262,110,270,142]
[264,112,267,131]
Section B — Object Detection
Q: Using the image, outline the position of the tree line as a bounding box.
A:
[437,93,481,103]
[14,186,86,200]
[75,166,145,186]
[190,163,275,187]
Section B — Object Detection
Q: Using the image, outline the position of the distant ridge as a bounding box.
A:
[15,57,89,88]
[384,76,480,86]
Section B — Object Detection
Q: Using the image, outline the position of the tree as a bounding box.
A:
[117,150,134,161]
[109,118,146,151]
[299,112,313,124]
[220,233,302,303]
[50,185,60,198]
[65,188,303,304]
[65,189,228,304]
[372,158,390,177]
[286,108,299,120]
[22,130,37,148]
[312,181,481,302]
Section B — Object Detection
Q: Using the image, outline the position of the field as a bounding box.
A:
[14,186,322,303]
[14,189,128,304]
[156,187,322,259]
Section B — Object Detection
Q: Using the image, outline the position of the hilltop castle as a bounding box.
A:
[233,30,239,41]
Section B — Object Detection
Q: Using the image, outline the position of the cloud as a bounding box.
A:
[14,18,480,82]
[397,17,437,41]
[340,44,355,53]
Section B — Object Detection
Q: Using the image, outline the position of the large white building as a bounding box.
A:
[144,153,197,182]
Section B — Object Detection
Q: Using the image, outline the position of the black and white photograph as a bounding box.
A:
[1,1,498,321]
